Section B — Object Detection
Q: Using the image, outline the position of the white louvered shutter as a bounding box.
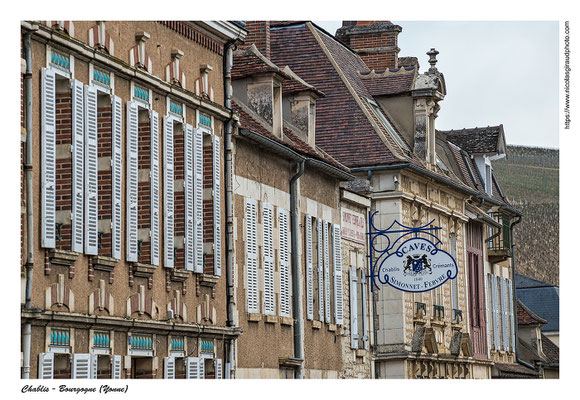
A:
[317,218,324,321]
[126,101,139,262]
[164,357,175,379]
[199,357,205,379]
[491,274,501,350]
[194,128,204,273]
[38,352,54,379]
[163,116,175,268]
[84,84,98,255]
[507,278,516,352]
[90,354,98,379]
[350,265,359,349]
[184,124,195,271]
[279,208,291,318]
[111,355,122,379]
[305,214,313,320]
[111,96,123,260]
[72,353,91,379]
[150,110,160,266]
[41,68,56,249]
[500,277,510,350]
[485,273,492,355]
[323,221,331,323]
[333,224,344,325]
[245,199,259,313]
[263,203,275,315]
[361,269,369,350]
[213,135,222,276]
[215,359,223,379]
[186,357,199,379]
[71,79,84,253]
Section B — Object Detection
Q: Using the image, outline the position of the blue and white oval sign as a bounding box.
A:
[377,237,458,293]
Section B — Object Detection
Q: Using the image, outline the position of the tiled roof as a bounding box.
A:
[232,100,348,172]
[231,44,284,80]
[270,23,403,168]
[359,68,417,96]
[494,362,540,378]
[517,299,547,326]
[541,334,559,364]
[281,66,325,97]
[440,125,505,155]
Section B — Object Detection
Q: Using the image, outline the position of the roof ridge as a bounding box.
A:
[358,66,416,78]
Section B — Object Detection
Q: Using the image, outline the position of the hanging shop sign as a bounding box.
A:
[368,212,458,293]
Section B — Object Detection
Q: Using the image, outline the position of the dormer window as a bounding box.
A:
[364,97,409,151]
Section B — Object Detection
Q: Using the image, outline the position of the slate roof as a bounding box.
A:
[517,299,547,326]
[439,125,506,155]
[232,100,348,172]
[281,66,325,97]
[516,274,559,333]
[359,68,417,96]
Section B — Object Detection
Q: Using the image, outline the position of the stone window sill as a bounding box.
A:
[248,313,262,322]
[312,320,322,330]
[264,315,277,324]
[280,316,293,326]
[199,273,219,287]
[170,268,189,282]
[327,323,337,332]
[49,249,78,267]
[132,263,156,278]
[93,255,117,272]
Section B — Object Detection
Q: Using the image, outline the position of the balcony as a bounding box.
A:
[487,211,512,263]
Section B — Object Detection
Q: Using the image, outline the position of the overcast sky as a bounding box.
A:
[314,21,559,149]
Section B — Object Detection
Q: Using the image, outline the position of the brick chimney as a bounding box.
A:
[336,21,402,71]
[243,21,271,59]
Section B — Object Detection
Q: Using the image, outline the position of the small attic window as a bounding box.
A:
[364,97,409,151]
[436,156,448,172]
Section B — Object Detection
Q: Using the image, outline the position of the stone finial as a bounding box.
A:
[427,48,439,74]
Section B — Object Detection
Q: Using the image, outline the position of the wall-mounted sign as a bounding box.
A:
[367,212,458,293]
[377,237,457,293]
[341,209,366,244]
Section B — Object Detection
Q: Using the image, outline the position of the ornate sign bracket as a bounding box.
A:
[367,211,457,293]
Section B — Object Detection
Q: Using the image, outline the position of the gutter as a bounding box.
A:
[22,29,35,380]
[223,35,242,379]
[349,163,522,216]
[290,160,305,379]
[509,215,536,371]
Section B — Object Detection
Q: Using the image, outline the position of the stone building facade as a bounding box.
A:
[20,20,246,379]
[229,37,373,379]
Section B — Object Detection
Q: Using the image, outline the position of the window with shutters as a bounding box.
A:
[316,218,324,321]
[132,102,159,266]
[164,115,178,268]
[200,128,222,276]
[279,208,291,318]
[332,224,344,326]
[323,220,332,324]
[263,204,275,315]
[91,330,115,379]
[245,198,259,313]
[305,214,314,321]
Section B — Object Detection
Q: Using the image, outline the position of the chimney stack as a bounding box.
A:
[336,21,402,71]
[243,21,271,59]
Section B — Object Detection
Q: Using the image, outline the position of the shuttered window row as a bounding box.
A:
[486,273,515,352]
[40,71,218,272]
[39,353,122,379]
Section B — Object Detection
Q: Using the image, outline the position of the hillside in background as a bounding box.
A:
[492,145,559,286]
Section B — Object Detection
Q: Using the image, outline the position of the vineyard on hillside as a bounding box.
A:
[492,145,559,286]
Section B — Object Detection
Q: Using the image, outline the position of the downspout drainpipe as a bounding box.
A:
[223,38,237,379]
[509,215,535,370]
[22,31,34,379]
[290,160,305,378]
